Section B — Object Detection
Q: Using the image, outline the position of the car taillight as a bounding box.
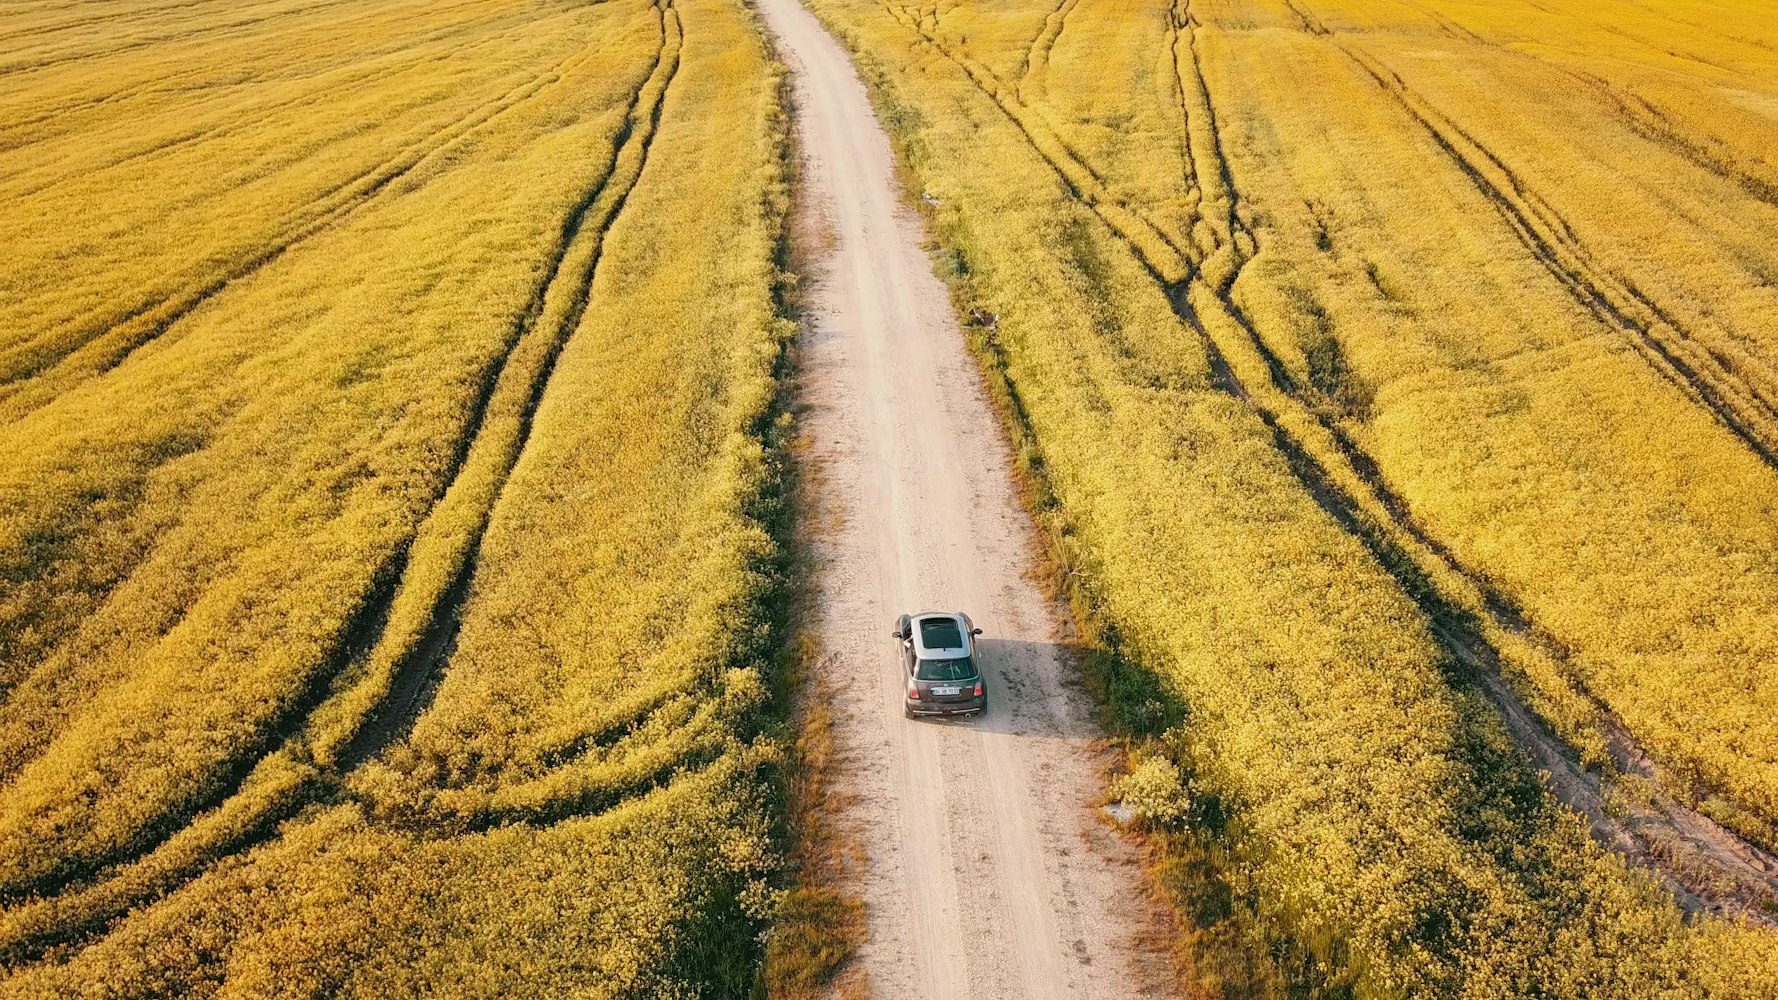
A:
[907,678,920,700]
[973,681,983,697]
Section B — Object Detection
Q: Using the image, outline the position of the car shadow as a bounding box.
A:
[909,636,1104,742]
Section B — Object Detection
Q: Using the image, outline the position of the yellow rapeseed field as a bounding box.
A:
[0,0,794,993]
[802,0,1778,993]
[11,0,1778,993]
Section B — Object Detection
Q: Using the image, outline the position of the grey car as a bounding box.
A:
[893,611,986,718]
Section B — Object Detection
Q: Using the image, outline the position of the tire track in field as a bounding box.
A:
[0,4,683,963]
[1395,25,1778,433]
[884,0,1778,923]
[1162,14,1203,204]
[0,0,360,78]
[0,0,357,75]
[0,0,527,198]
[0,0,563,383]
[920,0,963,25]
[0,0,559,781]
[1400,12,1778,211]
[0,0,236,47]
[4,54,431,198]
[1566,70,1778,210]
[0,22,611,421]
[0,0,499,153]
[0,0,489,155]
[1282,0,1778,474]
[1173,1,1258,288]
[879,1,1199,282]
[0,80,165,149]
[376,692,736,838]
[1015,0,1079,101]
[1424,9,1487,46]
[0,537,409,910]
[430,684,742,834]
[1182,0,1778,923]
[334,0,683,771]
[1014,0,1209,261]
[911,0,1194,260]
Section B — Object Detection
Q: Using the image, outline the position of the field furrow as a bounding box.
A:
[1250,0,1778,846]
[1178,0,1778,917]
[0,26,612,415]
[0,0,497,153]
[0,0,661,914]
[1163,18,1778,914]
[0,0,219,47]
[1015,0,1078,98]
[0,8,526,196]
[1306,23,1778,471]
[0,0,529,375]
[1172,0,1254,280]
[0,0,360,77]
[334,0,684,773]
[883,2,1196,280]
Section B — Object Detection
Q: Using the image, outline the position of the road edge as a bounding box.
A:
[753,20,870,996]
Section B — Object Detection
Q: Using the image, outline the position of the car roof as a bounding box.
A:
[909,611,971,659]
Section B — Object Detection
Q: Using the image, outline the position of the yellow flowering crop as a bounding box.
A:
[0,0,794,993]
[801,0,1778,993]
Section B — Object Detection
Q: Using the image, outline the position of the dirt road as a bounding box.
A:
[755,1,1177,997]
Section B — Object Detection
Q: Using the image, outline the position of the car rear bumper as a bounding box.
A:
[906,696,985,717]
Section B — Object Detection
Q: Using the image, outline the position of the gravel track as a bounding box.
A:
[754,0,1180,995]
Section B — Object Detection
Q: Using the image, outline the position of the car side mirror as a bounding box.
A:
[971,628,982,636]
[891,630,903,639]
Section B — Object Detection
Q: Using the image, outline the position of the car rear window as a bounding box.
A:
[916,655,976,681]
[918,618,964,649]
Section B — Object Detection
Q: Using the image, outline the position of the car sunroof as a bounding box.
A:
[918,618,964,649]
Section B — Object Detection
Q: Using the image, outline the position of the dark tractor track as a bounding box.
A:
[1250,0,1778,921]
[0,0,500,153]
[0,27,610,420]
[1584,77,1778,209]
[0,537,412,940]
[880,2,1197,280]
[1282,2,1778,475]
[338,0,684,771]
[1016,0,1079,99]
[0,0,363,79]
[1,7,532,203]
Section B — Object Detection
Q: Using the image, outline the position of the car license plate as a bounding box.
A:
[932,686,961,696]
